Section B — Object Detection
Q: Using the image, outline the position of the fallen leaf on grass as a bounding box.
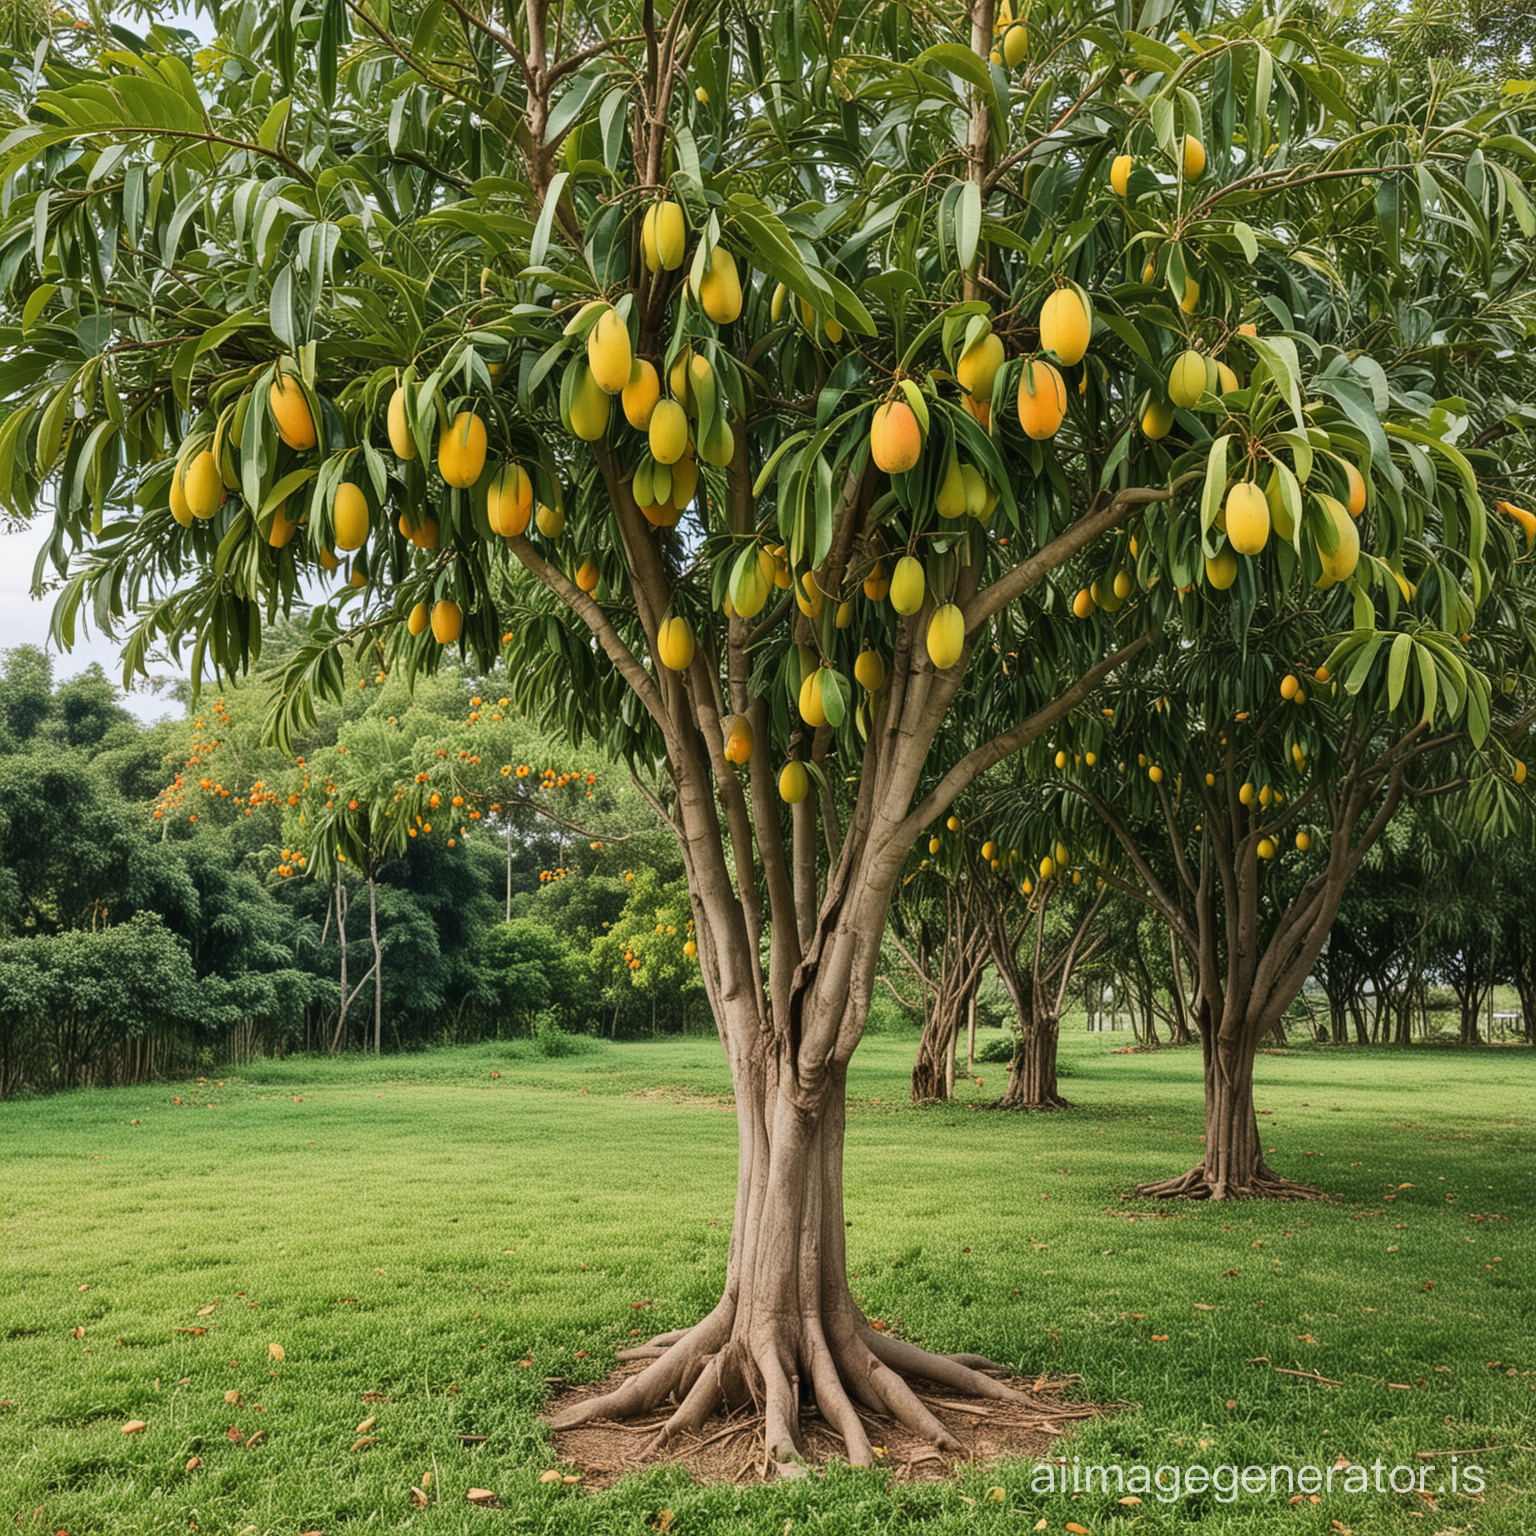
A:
[1066,1524,1091,1534]
[196,1305,218,1317]
[121,1420,147,1434]
[1119,1495,1142,1505]
[987,1487,1005,1502]
[226,1425,243,1441]
[71,1327,84,1339]
[1331,1523,1353,1534]
[1150,1334,1169,1342]
[410,1487,428,1507]
[650,1513,674,1533]
[268,1343,284,1361]
[244,1430,265,1449]
[466,1488,498,1507]
[356,1416,376,1434]
[225,1390,242,1405]
[350,1437,377,1452]
[539,1470,562,1484]
[173,1327,207,1336]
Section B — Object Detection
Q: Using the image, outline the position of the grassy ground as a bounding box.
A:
[1,1030,1532,1534]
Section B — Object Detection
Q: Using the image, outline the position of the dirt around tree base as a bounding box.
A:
[548,1360,1112,1489]
[1134,1159,1334,1201]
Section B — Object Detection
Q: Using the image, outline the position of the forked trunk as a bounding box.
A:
[550,1034,1036,1469]
[911,990,968,1102]
[1134,1019,1325,1201]
[994,1012,1068,1109]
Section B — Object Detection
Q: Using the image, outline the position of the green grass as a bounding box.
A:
[2,1031,1532,1534]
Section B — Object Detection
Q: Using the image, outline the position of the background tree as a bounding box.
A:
[5,0,1536,1465]
[981,859,1108,1110]
[888,859,992,1104]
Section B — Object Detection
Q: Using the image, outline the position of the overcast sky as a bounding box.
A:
[0,521,187,724]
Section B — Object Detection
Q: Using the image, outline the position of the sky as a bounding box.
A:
[0,520,188,724]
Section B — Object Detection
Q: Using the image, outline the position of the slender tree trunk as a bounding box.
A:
[1135,1012,1325,1200]
[369,873,383,1056]
[965,992,976,1077]
[1351,996,1369,1046]
[331,881,350,1054]
[1516,973,1536,1044]
[911,988,969,1102]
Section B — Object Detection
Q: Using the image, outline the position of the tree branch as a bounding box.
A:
[898,633,1154,845]
[964,475,1200,633]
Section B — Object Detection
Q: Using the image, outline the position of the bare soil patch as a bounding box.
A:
[548,1359,1114,1489]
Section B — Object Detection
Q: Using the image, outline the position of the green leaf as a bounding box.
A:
[1416,643,1438,725]
[1201,434,1231,539]
[529,170,570,269]
[956,179,981,273]
[819,667,847,728]
[1387,632,1413,711]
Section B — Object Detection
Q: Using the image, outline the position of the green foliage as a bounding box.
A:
[0,910,200,1092]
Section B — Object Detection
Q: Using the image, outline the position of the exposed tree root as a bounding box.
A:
[988,1092,1073,1111]
[1134,1159,1329,1201]
[547,1304,1105,1483]
[548,1339,1108,1489]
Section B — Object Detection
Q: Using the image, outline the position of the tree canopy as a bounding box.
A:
[5,0,1536,1469]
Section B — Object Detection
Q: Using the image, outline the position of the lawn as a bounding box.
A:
[1,1030,1531,1534]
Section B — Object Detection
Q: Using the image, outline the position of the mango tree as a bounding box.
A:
[886,856,993,1103]
[5,0,1534,1465]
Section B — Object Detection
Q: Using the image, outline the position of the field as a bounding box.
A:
[1,1031,1532,1534]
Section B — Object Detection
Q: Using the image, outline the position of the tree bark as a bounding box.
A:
[911,985,970,1102]
[994,1010,1067,1109]
[550,1049,1029,1468]
[331,880,349,1054]
[1135,1020,1325,1200]
[369,872,383,1056]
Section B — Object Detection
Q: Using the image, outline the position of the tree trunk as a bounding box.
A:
[994,1011,1068,1109]
[1460,1000,1482,1045]
[331,880,349,1054]
[965,993,976,1077]
[911,990,967,1103]
[1351,996,1369,1046]
[550,1052,1033,1468]
[1134,1018,1325,1200]
[369,873,382,1056]
[1516,974,1536,1044]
